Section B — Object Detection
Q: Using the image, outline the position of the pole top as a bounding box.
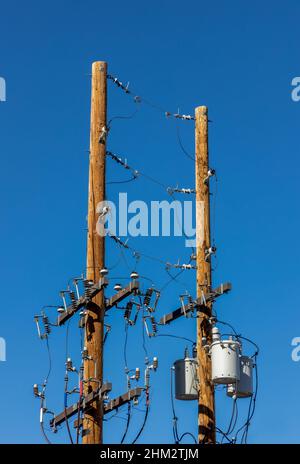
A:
[92,60,107,65]
[92,61,107,73]
[195,106,208,116]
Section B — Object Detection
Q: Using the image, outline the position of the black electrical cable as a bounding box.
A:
[215,427,233,443]
[164,266,189,290]
[234,354,259,443]
[120,402,132,444]
[131,401,149,444]
[141,307,149,359]
[107,73,195,121]
[221,397,238,444]
[211,174,218,247]
[45,337,52,383]
[64,375,74,444]
[243,355,259,443]
[175,122,195,162]
[105,152,195,283]
[76,392,81,445]
[170,367,197,444]
[40,420,52,445]
[217,320,239,337]
[65,319,71,359]
[108,109,139,128]
[170,368,179,443]
[107,175,138,185]
[178,432,197,444]
[237,336,260,357]
[124,322,129,369]
[39,337,53,445]
[156,334,195,345]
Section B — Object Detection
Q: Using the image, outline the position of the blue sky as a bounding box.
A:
[0,0,300,444]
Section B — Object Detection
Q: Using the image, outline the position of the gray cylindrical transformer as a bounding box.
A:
[210,339,241,384]
[227,355,253,398]
[174,358,198,400]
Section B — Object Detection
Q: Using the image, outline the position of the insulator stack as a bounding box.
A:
[143,288,154,307]
[188,296,194,312]
[83,279,93,298]
[66,358,73,371]
[82,347,89,360]
[42,315,51,335]
[69,291,77,309]
[150,316,157,334]
[124,302,133,320]
[33,384,39,397]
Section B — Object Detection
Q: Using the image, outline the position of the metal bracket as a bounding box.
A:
[50,384,143,430]
[159,282,232,325]
[105,280,139,310]
[57,278,108,326]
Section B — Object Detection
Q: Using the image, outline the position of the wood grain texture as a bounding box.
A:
[195,106,215,444]
[83,61,107,444]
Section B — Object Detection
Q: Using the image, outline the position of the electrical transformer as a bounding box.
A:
[227,355,253,398]
[174,357,198,400]
[210,330,241,385]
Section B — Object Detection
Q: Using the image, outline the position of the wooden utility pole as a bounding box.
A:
[83,61,107,444]
[195,106,215,444]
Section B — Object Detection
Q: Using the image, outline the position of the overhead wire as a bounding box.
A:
[107,73,195,122]
[131,391,150,444]
[36,68,259,445]
[170,367,197,444]
[40,336,53,444]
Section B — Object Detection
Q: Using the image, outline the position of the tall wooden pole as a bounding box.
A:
[195,106,215,444]
[83,61,107,444]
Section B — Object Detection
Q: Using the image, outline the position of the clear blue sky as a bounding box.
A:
[0,0,300,444]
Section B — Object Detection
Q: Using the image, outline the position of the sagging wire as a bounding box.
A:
[36,337,53,444]
[107,176,138,185]
[170,367,197,444]
[131,389,150,444]
[156,333,195,346]
[175,121,195,162]
[121,402,132,444]
[221,397,238,444]
[140,297,149,359]
[105,80,257,445]
[105,79,206,289]
[107,74,195,121]
[106,224,192,294]
[211,172,218,249]
[215,427,234,444]
[106,150,139,185]
[120,321,133,444]
[234,353,259,444]
[64,369,74,444]
[212,325,259,443]
[108,108,140,129]
[105,147,195,262]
